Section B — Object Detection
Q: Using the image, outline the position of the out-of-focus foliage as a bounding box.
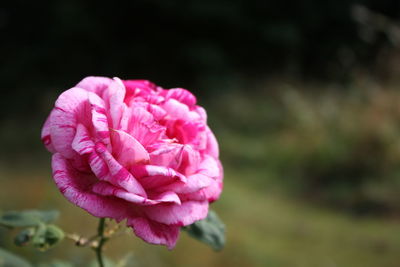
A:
[214,80,400,215]
[183,210,225,251]
[0,210,64,251]
[0,247,31,267]
[0,210,59,228]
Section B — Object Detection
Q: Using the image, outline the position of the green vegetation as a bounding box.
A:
[211,80,400,215]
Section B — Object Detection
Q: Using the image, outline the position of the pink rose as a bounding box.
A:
[41,77,223,249]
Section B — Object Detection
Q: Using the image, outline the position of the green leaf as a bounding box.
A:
[31,222,47,249]
[0,210,60,228]
[14,227,36,246]
[0,247,31,267]
[183,210,225,251]
[32,224,65,251]
[43,224,65,248]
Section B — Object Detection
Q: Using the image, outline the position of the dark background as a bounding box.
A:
[2,1,400,266]
[2,0,400,105]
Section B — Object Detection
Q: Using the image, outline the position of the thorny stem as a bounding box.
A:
[66,219,126,266]
[95,218,107,267]
[104,222,121,238]
[66,233,98,247]
[66,221,123,248]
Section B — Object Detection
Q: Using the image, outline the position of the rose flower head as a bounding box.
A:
[41,77,223,249]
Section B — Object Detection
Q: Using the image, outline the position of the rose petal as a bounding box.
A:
[126,106,165,146]
[162,99,191,121]
[50,87,89,158]
[72,123,95,155]
[127,217,179,249]
[89,143,147,197]
[155,172,212,194]
[171,120,207,150]
[75,76,113,96]
[179,179,222,202]
[161,88,197,107]
[92,181,180,205]
[110,129,150,167]
[144,200,209,226]
[194,106,207,122]
[147,104,167,121]
[149,142,184,169]
[204,127,219,158]
[52,153,129,221]
[184,159,223,202]
[131,164,186,181]
[106,78,126,129]
[41,110,56,153]
[197,155,220,178]
[175,173,212,194]
[123,80,158,92]
[88,92,111,146]
[148,191,181,205]
[177,145,200,175]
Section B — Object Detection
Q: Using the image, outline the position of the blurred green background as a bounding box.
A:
[2,0,400,266]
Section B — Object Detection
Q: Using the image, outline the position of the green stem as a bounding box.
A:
[95,218,107,267]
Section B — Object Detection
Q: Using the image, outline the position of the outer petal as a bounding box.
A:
[160,88,197,107]
[194,106,207,122]
[127,217,179,249]
[160,173,212,194]
[180,179,222,202]
[204,127,219,158]
[50,87,89,158]
[51,153,129,221]
[123,80,158,103]
[123,80,157,92]
[185,159,223,202]
[41,110,56,153]
[107,78,126,129]
[197,155,220,178]
[162,99,191,121]
[144,200,209,226]
[206,159,224,202]
[75,76,113,96]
